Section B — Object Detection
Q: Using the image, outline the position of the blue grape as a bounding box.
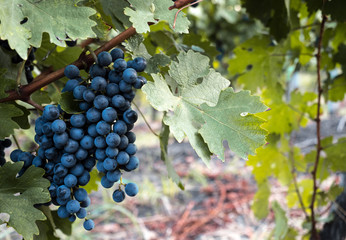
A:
[10,149,22,162]
[54,163,68,178]
[80,135,94,150]
[48,183,57,197]
[118,135,129,150]
[62,79,79,92]
[69,215,76,222]
[73,85,87,100]
[66,199,80,214]
[96,160,106,173]
[125,143,137,155]
[96,120,111,135]
[70,128,85,141]
[83,89,96,103]
[95,148,106,161]
[74,188,88,202]
[76,208,87,219]
[90,64,106,78]
[53,132,69,148]
[113,59,127,72]
[113,120,127,135]
[75,148,88,161]
[57,206,70,218]
[64,174,78,188]
[102,107,117,123]
[82,157,96,171]
[70,163,85,176]
[45,147,58,161]
[111,95,126,108]
[78,170,91,186]
[132,57,147,72]
[94,136,107,149]
[103,158,117,171]
[70,114,86,128]
[123,109,138,124]
[37,147,45,159]
[116,151,129,165]
[80,197,91,208]
[106,169,121,182]
[110,48,124,61]
[56,196,70,205]
[106,133,121,148]
[45,162,55,175]
[83,219,95,231]
[122,68,137,84]
[106,147,118,158]
[51,119,66,133]
[123,90,136,102]
[133,76,147,89]
[91,76,107,91]
[101,175,114,188]
[86,108,101,123]
[43,105,60,121]
[112,189,125,203]
[79,102,91,111]
[106,83,119,97]
[18,152,34,167]
[97,51,112,67]
[64,139,79,153]
[57,185,71,199]
[125,156,139,171]
[40,135,53,149]
[87,124,98,137]
[64,65,80,79]
[53,175,64,185]
[61,153,77,168]
[93,95,109,110]
[119,80,132,93]
[33,156,44,167]
[108,70,122,83]
[125,182,139,197]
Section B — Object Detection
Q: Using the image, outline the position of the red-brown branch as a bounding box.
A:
[0,27,137,103]
[169,0,198,10]
[310,14,327,240]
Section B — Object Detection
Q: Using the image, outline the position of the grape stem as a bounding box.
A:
[0,26,138,104]
[173,0,203,29]
[12,135,21,151]
[25,99,44,112]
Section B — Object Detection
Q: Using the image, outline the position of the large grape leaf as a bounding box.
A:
[0,68,16,99]
[251,180,270,219]
[199,88,267,159]
[99,0,131,31]
[0,103,25,139]
[143,50,267,163]
[228,36,285,92]
[0,162,51,240]
[0,0,96,59]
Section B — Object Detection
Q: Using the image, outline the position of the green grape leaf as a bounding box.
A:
[247,145,291,185]
[228,36,285,91]
[332,23,346,51]
[59,92,81,114]
[0,68,16,99]
[81,169,99,193]
[143,50,266,162]
[241,0,290,40]
[160,118,184,190]
[90,14,109,39]
[34,220,59,240]
[11,102,31,130]
[31,90,51,105]
[0,162,51,240]
[333,44,346,75]
[324,137,346,171]
[182,33,220,61]
[286,179,313,208]
[146,53,171,74]
[252,180,270,219]
[124,0,156,33]
[153,0,190,34]
[324,0,346,22]
[272,201,289,239]
[199,88,267,159]
[51,210,72,236]
[99,0,131,31]
[36,33,84,71]
[0,103,25,139]
[328,75,346,102]
[0,0,96,59]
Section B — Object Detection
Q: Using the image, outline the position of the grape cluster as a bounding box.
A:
[8,48,146,231]
[0,139,12,167]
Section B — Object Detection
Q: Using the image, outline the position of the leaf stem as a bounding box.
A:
[132,101,159,137]
[173,0,203,29]
[25,99,44,112]
[310,14,328,240]
[12,135,21,151]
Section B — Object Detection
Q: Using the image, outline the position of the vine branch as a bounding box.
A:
[0,27,137,104]
[310,14,328,240]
